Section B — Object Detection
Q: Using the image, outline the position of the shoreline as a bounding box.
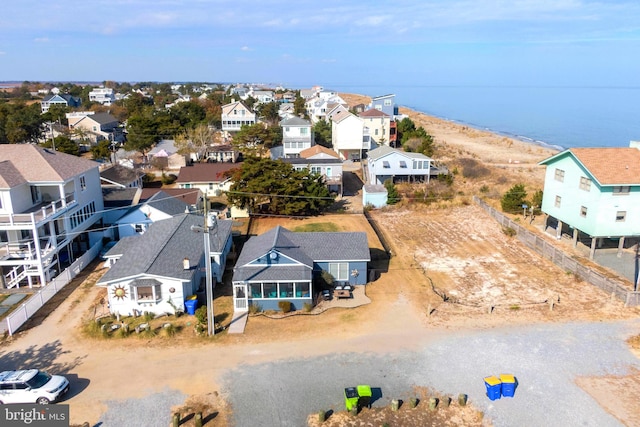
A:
[340,92,561,167]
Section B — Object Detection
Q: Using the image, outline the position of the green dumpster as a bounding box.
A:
[344,385,372,411]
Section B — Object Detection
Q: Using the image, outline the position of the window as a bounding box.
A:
[80,176,86,191]
[300,128,308,135]
[579,176,591,191]
[580,206,588,217]
[375,129,379,136]
[382,161,390,168]
[328,263,349,281]
[399,161,407,168]
[296,283,310,298]
[263,283,277,298]
[285,127,290,132]
[311,166,321,175]
[279,283,293,298]
[135,285,161,302]
[384,99,392,106]
[616,211,627,222]
[250,283,262,298]
[554,168,565,182]
[613,186,630,195]
[135,224,144,233]
[555,195,561,208]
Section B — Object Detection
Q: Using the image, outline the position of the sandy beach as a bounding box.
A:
[340,93,560,185]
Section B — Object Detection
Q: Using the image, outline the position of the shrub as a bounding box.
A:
[161,173,177,185]
[303,303,313,313]
[161,323,176,337]
[436,173,454,186]
[278,300,292,313]
[501,183,527,213]
[195,305,208,324]
[502,226,517,237]
[248,303,263,314]
[114,324,130,338]
[479,185,489,193]
[143,311,155,322]
[459,158,490,179]
[384,179,401,205]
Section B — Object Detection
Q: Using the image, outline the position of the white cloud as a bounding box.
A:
[34,37,50,43]
[241,46,251,51]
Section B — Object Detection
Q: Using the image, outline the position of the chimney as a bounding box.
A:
[183,258,190,270]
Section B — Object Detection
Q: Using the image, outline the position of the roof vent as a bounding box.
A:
[183,258,190,270]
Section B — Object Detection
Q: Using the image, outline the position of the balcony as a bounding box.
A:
[0,194,76,227]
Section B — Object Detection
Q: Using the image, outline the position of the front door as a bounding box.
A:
[234,284,248,311]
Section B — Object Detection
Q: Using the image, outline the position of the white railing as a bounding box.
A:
[1,241,103,336]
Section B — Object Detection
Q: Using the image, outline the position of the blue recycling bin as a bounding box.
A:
[500,374,516,397]
[484,376,502,401]
[184,299,198,315]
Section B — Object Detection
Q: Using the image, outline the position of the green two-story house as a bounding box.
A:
[539,147,640,258]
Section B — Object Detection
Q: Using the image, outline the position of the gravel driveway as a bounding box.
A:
[218,320,639,427]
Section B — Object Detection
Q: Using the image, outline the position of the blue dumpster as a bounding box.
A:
[184,299,198,315]
[500,374,516,397]
[484,376,502,401]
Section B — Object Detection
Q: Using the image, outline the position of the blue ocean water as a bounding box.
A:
[348,85,640,151]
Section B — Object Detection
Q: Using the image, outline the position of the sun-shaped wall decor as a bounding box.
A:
[112,285,128,300]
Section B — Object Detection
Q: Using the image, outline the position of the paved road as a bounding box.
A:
[220,320,640,427]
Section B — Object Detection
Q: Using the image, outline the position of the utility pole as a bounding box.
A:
[192,190,215,336]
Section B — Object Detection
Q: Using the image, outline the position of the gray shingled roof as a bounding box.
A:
[99,214,233,284]
[280,117,311,126]
[100,164,144,186]
[233,226,369,282]
[368,145,432,161]
[89,112,118,125]
[143,191,190,216]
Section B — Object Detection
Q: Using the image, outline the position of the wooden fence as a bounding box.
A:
[474,197,640,307]
[2,241,103,336]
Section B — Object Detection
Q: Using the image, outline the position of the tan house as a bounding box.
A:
[221,101,256,135]
[68,112,122,144]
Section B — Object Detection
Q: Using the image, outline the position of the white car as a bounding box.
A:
[0,369,69,404]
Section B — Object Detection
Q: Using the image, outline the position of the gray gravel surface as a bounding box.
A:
[98,388,186,427]
[220,320,640,427]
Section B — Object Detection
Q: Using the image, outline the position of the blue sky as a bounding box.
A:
[1,0,639,87]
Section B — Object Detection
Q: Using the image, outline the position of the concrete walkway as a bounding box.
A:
[226,311,248,333]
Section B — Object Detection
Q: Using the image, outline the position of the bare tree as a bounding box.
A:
[174,123,215,162]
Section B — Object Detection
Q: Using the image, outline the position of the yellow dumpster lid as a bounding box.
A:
[484,376,501,385]
[499,374,515,383]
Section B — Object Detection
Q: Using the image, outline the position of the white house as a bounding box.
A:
[539,146,640,258]
[88,87,116,106]
[331,110,369,161]
[0,145,104,288]
[366,145,432,185]
[114,191,191,239]
[281,117,314,158]
[98,214,234,317]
